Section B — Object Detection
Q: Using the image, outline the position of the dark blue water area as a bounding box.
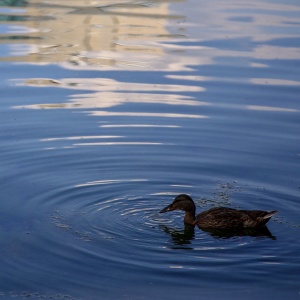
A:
[1,1,300,300]
[1,60,300,299]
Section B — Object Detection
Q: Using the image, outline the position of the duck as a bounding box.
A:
[160,194,278,229]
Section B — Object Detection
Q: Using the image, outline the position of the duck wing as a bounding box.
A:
[195,207,278,229]
[240,210,278,226]
[195,207,246,229]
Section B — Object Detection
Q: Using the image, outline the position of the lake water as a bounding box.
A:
[1,0,300,299]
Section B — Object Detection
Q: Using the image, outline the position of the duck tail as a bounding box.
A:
[262,210,278,220]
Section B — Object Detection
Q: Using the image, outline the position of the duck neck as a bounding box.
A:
[184,211,196,226]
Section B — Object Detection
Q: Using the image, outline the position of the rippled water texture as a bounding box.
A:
[1,0,300,299]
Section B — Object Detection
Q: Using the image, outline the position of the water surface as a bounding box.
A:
[0,0,300,299]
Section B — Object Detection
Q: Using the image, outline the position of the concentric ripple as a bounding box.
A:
[45,179,281,256]
[43,179,177,267]
[42,179,257,271]
[3,175,298,299]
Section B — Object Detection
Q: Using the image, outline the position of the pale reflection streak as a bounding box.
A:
[246,105,298,113]
[166,74,246,83]
[252,45,300,61]
[100,124,180,128]
[14,78,205,110]
[13,93,203,110]
[61,51,212,72]
[73,142,164,146]
[21,77,204,93]
[171,184,193,188]
[250,78,300,86]
[40,135,166,150]
[166,75,212,82]
[67,92,205,109]
[168,74,300,87]
[71,92,206,107]
[150,192,178,196]
[87,111,208,119]
[75,178,148,188]
[41,136,122,142]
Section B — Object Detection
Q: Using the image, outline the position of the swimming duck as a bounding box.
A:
[160,194,278,229]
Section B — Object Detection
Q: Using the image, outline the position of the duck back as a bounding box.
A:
[195,207,277,229]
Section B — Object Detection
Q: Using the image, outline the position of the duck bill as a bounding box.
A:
[160,204,174,213]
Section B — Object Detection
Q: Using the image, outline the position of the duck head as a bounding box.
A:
[160,194,196,214]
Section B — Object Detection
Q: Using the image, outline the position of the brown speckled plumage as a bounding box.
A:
[160,194,278,229]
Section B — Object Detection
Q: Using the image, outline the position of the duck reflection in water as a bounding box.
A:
[159,224,196,247]
[160,194,277,240]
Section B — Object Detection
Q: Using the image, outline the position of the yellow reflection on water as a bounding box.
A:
[1,0,188,70]
[2,0,300,70]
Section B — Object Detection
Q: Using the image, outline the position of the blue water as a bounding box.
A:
[0,0,300,299]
